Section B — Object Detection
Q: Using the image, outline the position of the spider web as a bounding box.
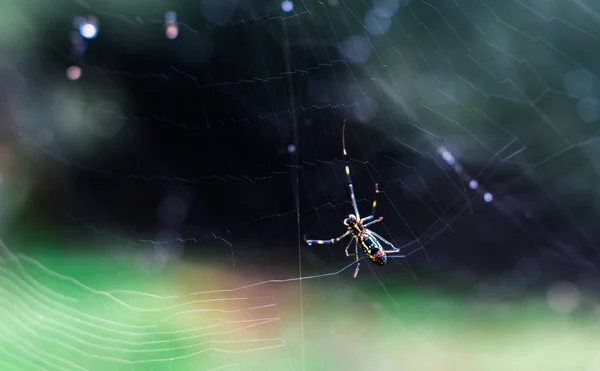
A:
[1,0,600,370]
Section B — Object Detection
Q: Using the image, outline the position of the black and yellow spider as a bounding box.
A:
[304,116,404,278]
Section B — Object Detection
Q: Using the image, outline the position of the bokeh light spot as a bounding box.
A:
[469,180,478,190]
[158,196,189,227]
[352,95,378,123]
[165,11,177,23]
[564,68,594,99]
[154,230,185,262]
[79,22,98,39]
[483,193,493,202]
[372,0,407,18]
[66,65,82,80]
[281,1,294,12]
[439,148,455,165]
[547,281,580,314]
[364,11,391,36]
[341,35,372,64]
[86,100,125,139]
[577,96,600,123]
[166,24,179,40]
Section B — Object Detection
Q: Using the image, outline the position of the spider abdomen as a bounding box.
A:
[359,232,387,266]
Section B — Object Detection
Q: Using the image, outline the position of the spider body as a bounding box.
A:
[304,117,404,277]
[344,214,387,266]
[360,232,387,266]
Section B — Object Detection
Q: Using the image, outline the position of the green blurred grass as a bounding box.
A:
[1,247,598,371]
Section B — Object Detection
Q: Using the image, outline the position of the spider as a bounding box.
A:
[304,116,405,278]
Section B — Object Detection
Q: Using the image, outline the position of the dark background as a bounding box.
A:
[2,0,600,292]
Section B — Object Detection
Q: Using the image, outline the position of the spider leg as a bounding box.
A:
[344,239,360,262]
[369,230,401,254]
[341,236,360,264]
[342,116,360,220]
[372,183,379,216]
[344,237,355,257]
[352,240,360,278]
[344,238,360,262]
[361,184,380,224]
[361,215,374,224]
[305,230,350,245]
[353,262,360,278]
[363,216,383,228]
